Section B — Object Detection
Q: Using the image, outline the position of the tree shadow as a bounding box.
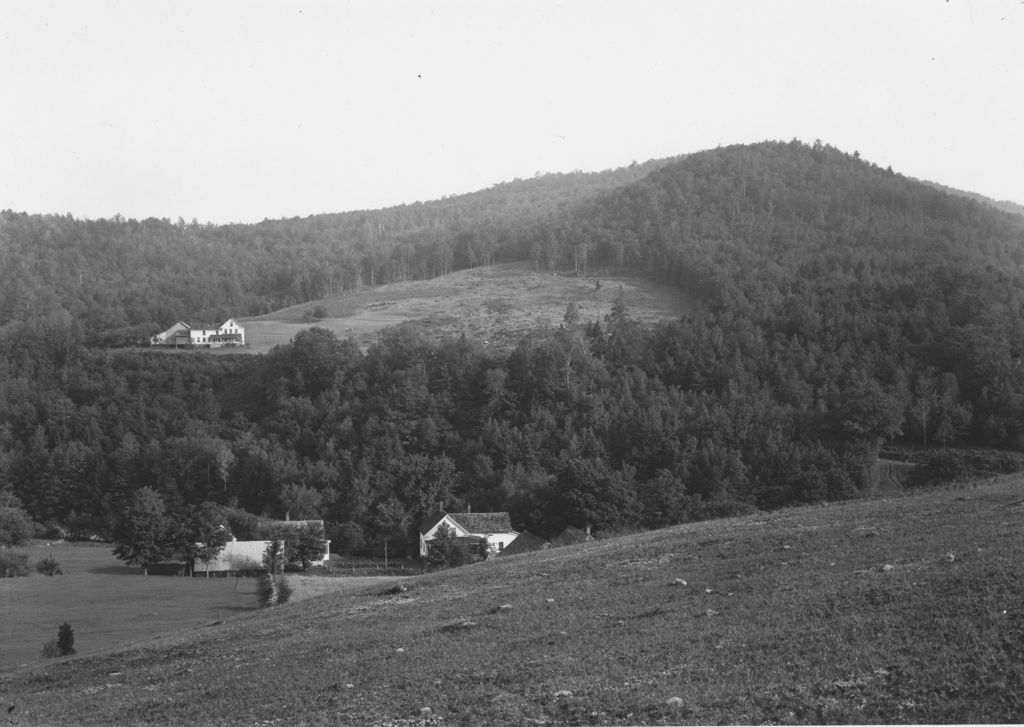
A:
[88,565,144,576]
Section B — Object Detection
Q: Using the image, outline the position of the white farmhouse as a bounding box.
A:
[419,511,519,558]
[150,318,245,348]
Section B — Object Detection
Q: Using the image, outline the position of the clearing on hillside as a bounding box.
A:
[240,262,697,353]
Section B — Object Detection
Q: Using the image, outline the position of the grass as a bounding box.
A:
[0,542,261,671]
[237,262,697,353]
[1,478,1022,725]
[0,543,400,672]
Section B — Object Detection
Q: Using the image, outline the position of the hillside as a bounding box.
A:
[239,262,696,353]
[2,477,1021,725]
[7,139,1024,576]
[0,157,674,347]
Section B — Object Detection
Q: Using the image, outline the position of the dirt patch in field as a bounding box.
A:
[240,262,698,353]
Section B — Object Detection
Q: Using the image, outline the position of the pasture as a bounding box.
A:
[0,543,402,671]
[2,477,1022,725]
[240,262,697,353]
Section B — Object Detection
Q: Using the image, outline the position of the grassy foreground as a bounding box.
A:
[2,478,1022,725]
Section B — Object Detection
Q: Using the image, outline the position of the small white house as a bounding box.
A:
[150,318,245,348]
[419,511,519,558]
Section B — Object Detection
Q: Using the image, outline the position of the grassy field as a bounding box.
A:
[0,543,402,672]
[2,477,1021,725]
[238,262,697,353]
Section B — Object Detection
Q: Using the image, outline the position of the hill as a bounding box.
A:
[0,157,674,347]
[6,139,1024,557]
[2,476,1021,725]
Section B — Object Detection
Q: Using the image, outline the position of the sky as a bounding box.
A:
[2,0,1023,224]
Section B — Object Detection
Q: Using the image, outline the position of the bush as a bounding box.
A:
[0,505,35,547]
[57,622,76,655]
[42,623,76,658]
[907,451,970,487]
[36,554,63,576]
[0,550,30,577]
[257,575,293,607]
[302,305,328,322]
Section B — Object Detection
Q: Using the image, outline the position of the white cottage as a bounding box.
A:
[418,511,519,558]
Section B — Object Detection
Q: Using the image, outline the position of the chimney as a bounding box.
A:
[438,502,444,514]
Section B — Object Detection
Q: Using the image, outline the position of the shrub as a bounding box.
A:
[36,554,63,576]
[302,305,328,322]
[0,504,35,547]
[42,623,76,658]
[0,550,30,577]
[57,623,76,655]
[257,575,293,607]
[906,450,970,487]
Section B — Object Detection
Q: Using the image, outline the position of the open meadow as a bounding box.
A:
[0,543,403,672]
[239,262,697,353]
[2,477,1021,725]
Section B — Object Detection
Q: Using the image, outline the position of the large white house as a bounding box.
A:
[419,511,519,558]
[150,318,245,348]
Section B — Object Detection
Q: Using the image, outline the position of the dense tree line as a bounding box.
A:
[3,140,1024,555]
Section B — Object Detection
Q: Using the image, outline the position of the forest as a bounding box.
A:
[3,139,1024,557]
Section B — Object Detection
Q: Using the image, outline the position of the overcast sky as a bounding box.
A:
[2,0,1022,224]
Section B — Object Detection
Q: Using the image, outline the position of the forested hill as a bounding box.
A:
[1,140,1022,349]
[0,157,673,347]
[4,140,1024,558]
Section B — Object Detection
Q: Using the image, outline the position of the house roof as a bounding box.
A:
[499,531,549,556]
[447,512,513,534]
[419,511,449,535]
[419,511,514,535]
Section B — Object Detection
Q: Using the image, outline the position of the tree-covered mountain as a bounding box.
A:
[3,139,1024,555]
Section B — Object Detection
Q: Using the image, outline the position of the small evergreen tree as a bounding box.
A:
[427,523,457,566]
[57,623,75,656]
